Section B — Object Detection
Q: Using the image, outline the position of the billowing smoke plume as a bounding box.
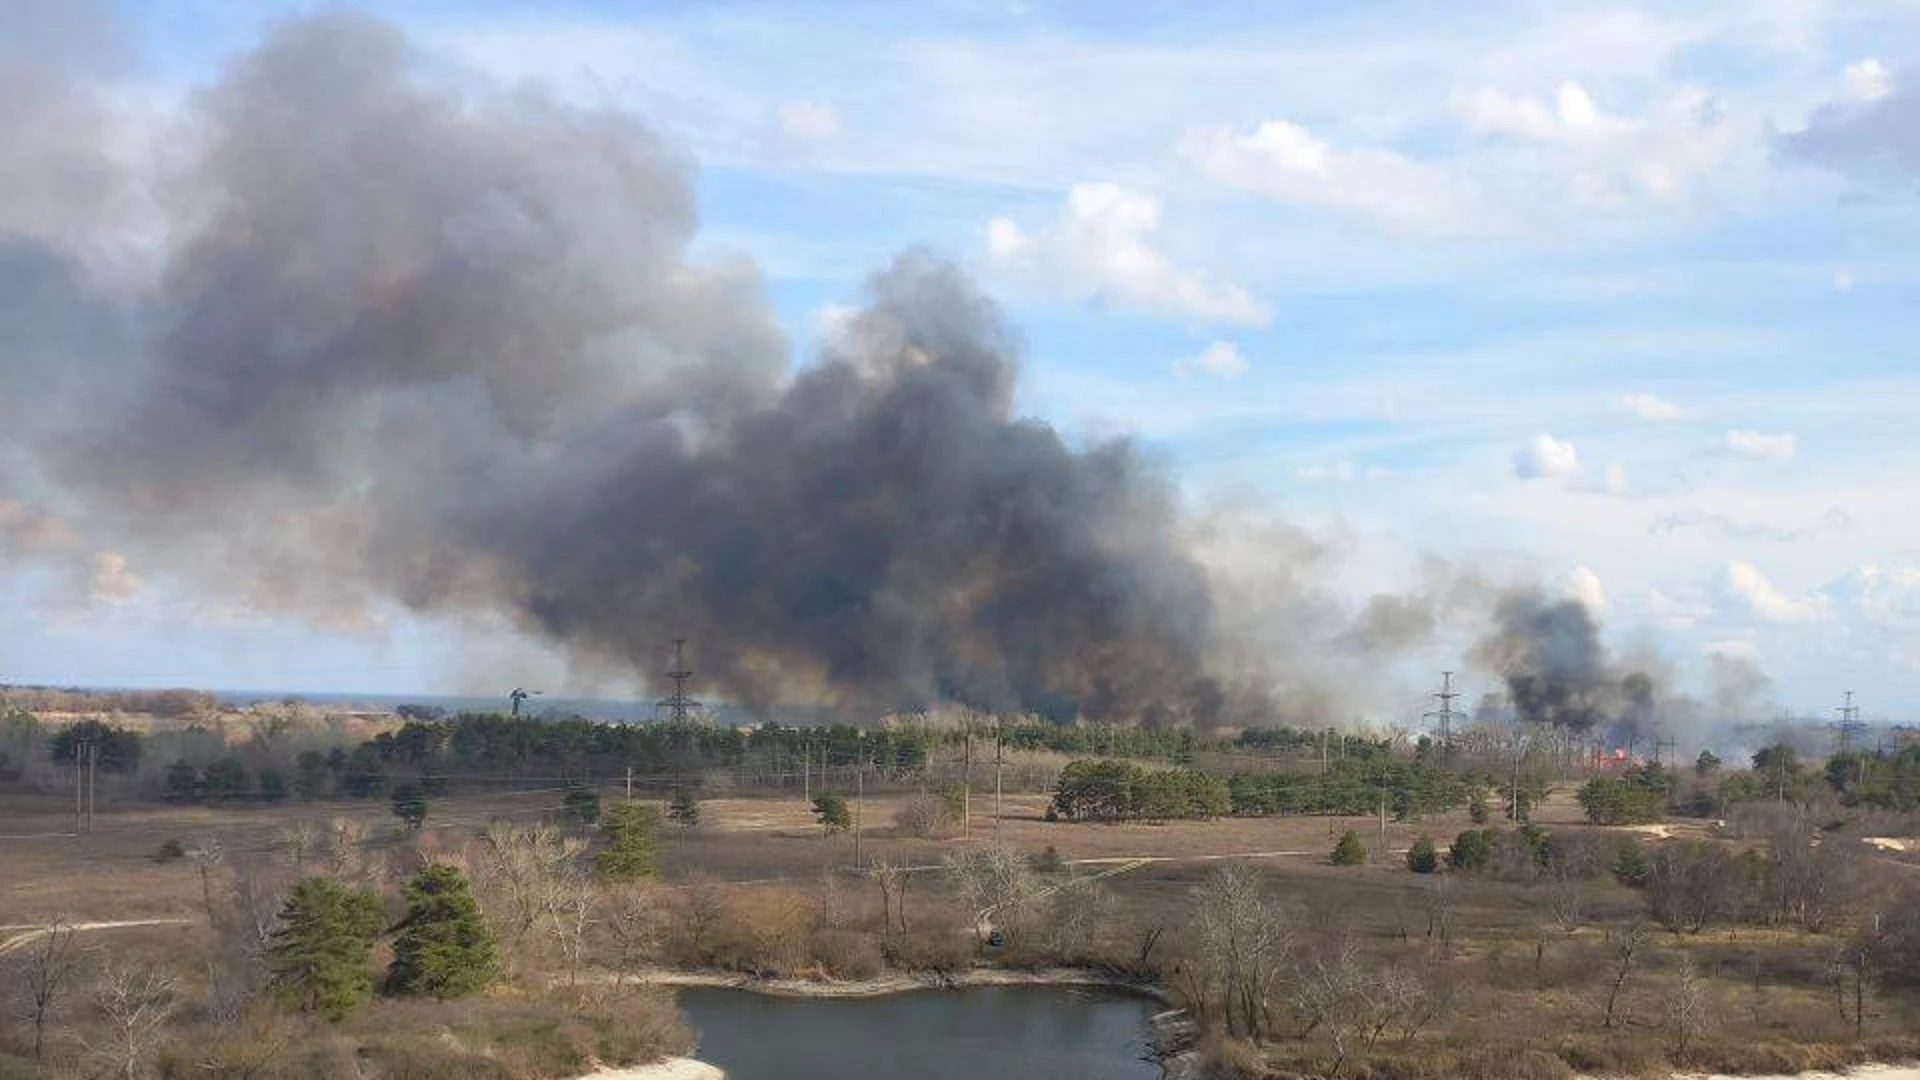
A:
[1,10,1252,723]
[1470,591,1662,746]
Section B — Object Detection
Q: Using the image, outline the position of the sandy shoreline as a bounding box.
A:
[576,1057,723,1080]
[1683,1070,1920,1080]
[622,965,1169,1002]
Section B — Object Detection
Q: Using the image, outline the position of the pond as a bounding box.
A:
[675,984,1164,1080]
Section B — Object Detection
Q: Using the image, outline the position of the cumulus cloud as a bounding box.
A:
[1173,340,1247,380]
[985,183,1269,325]
[1724,429,1796,459]
[1619,391,1689,420]
[1565,564,1609,615]
[1843,58,1893,104]
[1180,120,1491,237]
[776,100,840,142]
[1512,433,1580,479]
[1724,560,1826,622]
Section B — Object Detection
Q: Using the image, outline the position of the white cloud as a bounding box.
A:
[984,217,1030,260]
[1454,81,1748,209]
[1842,58,1893,103]
[1725,560,1826,622]
[775,100,841,142]
[1832,267,1854,292]
[1512,433,1580,479]
[1295,461,1356,482]
[1173,340,1248,380]
[1566,564,1610,614]
[985,183,1269,325]
[1619,391,1689,421]
[87,551,144,606]
[1724,429,1796,460]
[1181,120,1491,237]
[1457,81,1634,142]
[1603,463,1629,495]
[811,303,858,348]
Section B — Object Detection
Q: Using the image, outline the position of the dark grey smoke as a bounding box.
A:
[4,11,1244,723]
[1469,590,1660,745]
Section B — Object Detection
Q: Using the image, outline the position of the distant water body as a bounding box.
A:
[209,689,839,726]
[675,985,1161,1080]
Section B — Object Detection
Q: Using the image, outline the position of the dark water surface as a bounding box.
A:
[675,985,1162,1080]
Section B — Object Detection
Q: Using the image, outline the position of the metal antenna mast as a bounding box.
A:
[1422,671,1465,757]
[658,639,702,724]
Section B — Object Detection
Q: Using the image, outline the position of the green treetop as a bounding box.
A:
[386,864,498,1000]
[266,876,385,1021]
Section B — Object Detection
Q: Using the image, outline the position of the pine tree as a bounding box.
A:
[668,789,700,828]
[1405,834,1439,874]
[1331,829,1368,866]
[266,877,385,1021]
[812,792,851,834]
[595,802,661,880]
[562,786,600,826]
[390,782,428,829]
[386,864,497,999]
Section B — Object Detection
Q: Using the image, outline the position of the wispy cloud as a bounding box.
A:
[1619,392,1690,421]
[1724,429,1796,460]
[1173,340,1249,380]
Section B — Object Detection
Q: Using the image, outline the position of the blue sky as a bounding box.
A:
[5,0,1920,722]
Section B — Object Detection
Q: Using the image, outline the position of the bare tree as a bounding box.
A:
[1044,869,1115,961]
[276,819,322,868]
[1600,920,1648,1029]
[1422,875,1456,946]
[1829,937,1875,1037]
[603,882,662,987]
[82,963,179,1079]
[871,856,909,935]
[467,818,589,972]
[1667,951,1709,1058]
[1189,862,1294,1040]
[945,846,1042,946]
[14,918,81,1061]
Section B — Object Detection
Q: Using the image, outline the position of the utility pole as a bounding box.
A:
[625,765,633,800]
[1421,671,1465,761]
[509,687,541,717]
[85,740,95,833]
[853,763,864,866]
[993,715,1004,845]
[73,739,86,836]
[961,710,974,840]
